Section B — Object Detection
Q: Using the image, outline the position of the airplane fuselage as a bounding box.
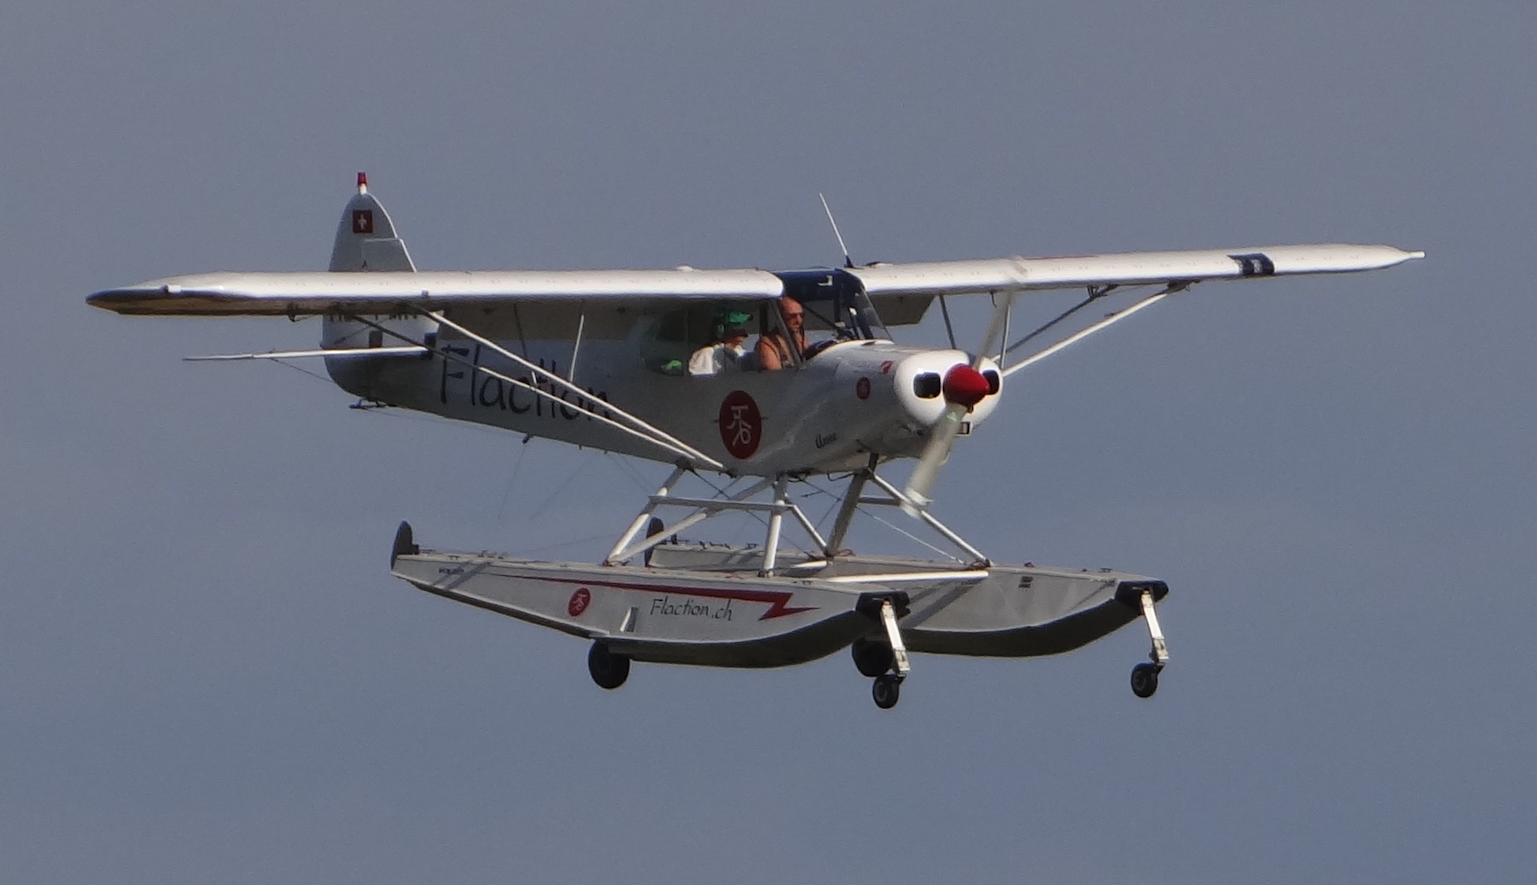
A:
[326,325,1001,475]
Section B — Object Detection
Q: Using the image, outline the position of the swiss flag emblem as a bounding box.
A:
[352,209,374,234]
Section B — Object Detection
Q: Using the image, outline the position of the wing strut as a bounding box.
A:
[342,312,725,470]
[1000,283,1186,379]
[423,310,722,469]
[1000,284,1117,359]
[937,294,958,350]
[567,306,586,383]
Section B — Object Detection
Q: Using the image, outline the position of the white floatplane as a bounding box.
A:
[89,174,1422,708]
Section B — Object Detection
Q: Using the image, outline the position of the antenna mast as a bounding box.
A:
[818,193,855,269]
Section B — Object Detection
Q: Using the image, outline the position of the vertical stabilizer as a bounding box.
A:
[329,172,416,272]
[322,173,432,401]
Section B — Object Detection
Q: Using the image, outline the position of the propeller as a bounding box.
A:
[902,290,1016,513]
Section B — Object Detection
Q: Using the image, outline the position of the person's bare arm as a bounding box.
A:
[756,336,784,371]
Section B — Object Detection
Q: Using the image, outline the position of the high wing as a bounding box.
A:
[88,244,1421,319]
[87,268,784,317]
[849,243,1423,298]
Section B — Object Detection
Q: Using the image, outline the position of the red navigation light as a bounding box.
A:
[941,364,990,409]
[357,171,368,193]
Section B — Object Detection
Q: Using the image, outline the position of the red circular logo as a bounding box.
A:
[855,377,872,400]
[719,390,762,459]
[567,587,591,617]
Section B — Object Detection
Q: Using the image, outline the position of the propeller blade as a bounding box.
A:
[900,289,1016,513]
[902,401,967,515]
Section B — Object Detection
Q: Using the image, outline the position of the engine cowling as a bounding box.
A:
[893,349,1003,429]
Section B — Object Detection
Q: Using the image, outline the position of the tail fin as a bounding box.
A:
[322,174,432,401]
[329,172,416,272]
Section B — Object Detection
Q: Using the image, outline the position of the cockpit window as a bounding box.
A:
[638,271,888,375]
[771,268,889,343]
[640,303,761,374]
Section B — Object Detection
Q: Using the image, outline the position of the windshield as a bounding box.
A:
[772,268,888,342]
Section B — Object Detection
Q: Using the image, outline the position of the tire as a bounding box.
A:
[851,637,895,678]
[872,675,902,710]
[1130,662,1159,699]
[588,642,631,690]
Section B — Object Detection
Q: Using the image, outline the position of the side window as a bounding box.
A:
[640,304,760,374]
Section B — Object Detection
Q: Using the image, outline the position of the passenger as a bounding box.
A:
[688,316,750,377]
[756,296,807,371]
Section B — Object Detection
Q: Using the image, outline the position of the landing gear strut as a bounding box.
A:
[587,641,630,690]
[1129,586,1168,699]
[855,594,912,709]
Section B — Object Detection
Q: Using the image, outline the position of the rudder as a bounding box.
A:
[329,172,416,272]
[322,173,433,402]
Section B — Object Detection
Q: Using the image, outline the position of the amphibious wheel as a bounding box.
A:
[851,636,896,678]
[588,642,631,690]
[1130,662,1160,699]
[872,674,902,710]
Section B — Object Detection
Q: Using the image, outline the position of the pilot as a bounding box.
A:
[688,313,751,376]
[755,296,807,371]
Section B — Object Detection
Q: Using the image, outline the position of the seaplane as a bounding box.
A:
[88,174,1423,709]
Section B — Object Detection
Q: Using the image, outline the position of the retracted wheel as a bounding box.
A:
[872,674,903,710]
[1130,662,1160,699]
[588,641,631,690]
[851,636,895,678]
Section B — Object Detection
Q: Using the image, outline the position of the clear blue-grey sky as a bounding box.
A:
[3,2,1533,883]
